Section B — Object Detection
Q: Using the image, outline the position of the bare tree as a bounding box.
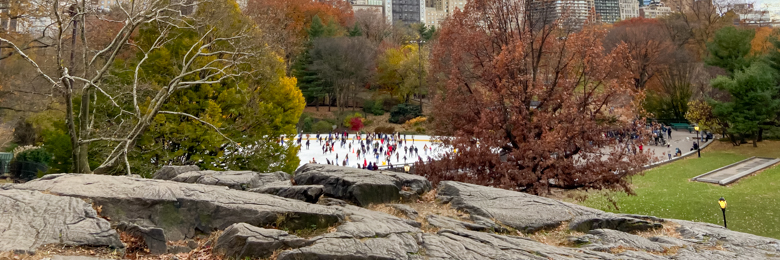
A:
[0,0,260,174]
[309,37,376,113]
[353,9,391,44]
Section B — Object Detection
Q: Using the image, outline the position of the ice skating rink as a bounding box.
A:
[291,134,447,168]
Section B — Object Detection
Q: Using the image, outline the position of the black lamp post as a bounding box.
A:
[719,197,727,228]
[695,126,701,158]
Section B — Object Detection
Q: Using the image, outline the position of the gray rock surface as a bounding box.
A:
[426,215,495,232]
[152,165,200,180]
[251,184,324,203]
[278,233,419,260]
[388,204,418,219]
[584,229,665,252]
[294,164,432,206]
[214,223,311,259]
[437,181,604,232]
[419,229,615,260]
[117,222,167,254]
[335,205,420,238]
[171,170,289,190]
[12,174,343,241]
[569,213,662,233]
[671,219,780,256]
[0,189,123,254]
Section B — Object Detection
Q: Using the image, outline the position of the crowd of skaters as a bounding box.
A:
[296,131,433,170]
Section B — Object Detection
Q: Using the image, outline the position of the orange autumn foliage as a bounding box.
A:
[244,0,353,65]
[750,26,778,55]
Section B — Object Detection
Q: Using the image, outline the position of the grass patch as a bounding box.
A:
[572,140,780,239]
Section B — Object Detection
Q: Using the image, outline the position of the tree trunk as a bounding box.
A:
[753,132,758,147]
[64,79,80,173]
[315,96,319,111]
[77,88,93,173]
[758,128,763,142]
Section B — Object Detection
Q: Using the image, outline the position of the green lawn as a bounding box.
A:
[576,141,780,239]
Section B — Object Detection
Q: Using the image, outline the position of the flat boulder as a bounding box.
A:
[152,165,200,180]
[171,170,289,190]
[583,229,666,252]
[437,181,606,232]
[569,213,662,233]
[277,233,419,260]
[294,164,432,206]
[214,223,311,259]
[0,189,123,254]
[251,184,324,203]
[335,205,420,237]
[12,174,343,241]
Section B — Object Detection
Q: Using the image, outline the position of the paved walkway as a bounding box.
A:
[643,129,707,163]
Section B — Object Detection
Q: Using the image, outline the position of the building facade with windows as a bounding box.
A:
[639,0,671,18]
[392,0,426,24]
[619,0,639,20]
[424,0,466,28]
[594,0,620,23]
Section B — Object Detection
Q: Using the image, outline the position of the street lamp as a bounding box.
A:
[694,126,701,158]
[718,197,727,228]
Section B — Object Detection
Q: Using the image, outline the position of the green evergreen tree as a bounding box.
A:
[293,15,342,111]
[308,15,326,39]
[710,62,780,147]
[348,23,363,37]
[705,26,755,75]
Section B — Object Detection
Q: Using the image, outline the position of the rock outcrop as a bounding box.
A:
[0,189,123,254]
[294,163,432,206]
[215,223,312,259]
[3,168,780,260]
[152,165,200,180]
[12,174,343,241]
[437,181,659,233]
[170,170,290,190]
[251,184,324,203]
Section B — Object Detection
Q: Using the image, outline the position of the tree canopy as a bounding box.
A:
[417,0,650,195]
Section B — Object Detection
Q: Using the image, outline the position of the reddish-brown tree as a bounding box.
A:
[604,18,674,90]
[418,0,652,195]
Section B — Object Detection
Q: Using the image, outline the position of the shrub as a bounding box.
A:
[389,104,422,124]
[350,117,364,131]
[312,121,333,133]
[404,116,427,127]
[302,117,313,132]
[15,147,52,165]
[363,99,385,115]
[343,112,364,128]
[11,147,51,181]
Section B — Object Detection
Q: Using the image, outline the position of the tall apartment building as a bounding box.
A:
[594,0,620,23]
[424,0,466,28]
[351,0,392,23]
[392,0,426,24]
[639,0,671,18]
[529,0,592,29]
[619,0,639,20]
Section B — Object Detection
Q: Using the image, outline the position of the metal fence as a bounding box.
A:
[0,153,12,174]
[9,160,49,181]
